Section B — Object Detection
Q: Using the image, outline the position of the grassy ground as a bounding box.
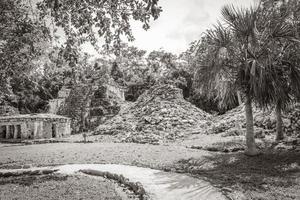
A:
[0,174,126,200]
[0,134,299,200]
[172,150,300,200]
[174,134,300,200]
[0,142,211,169]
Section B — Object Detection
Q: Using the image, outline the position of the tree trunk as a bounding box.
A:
[80,87,92,132]
[72,67,77,85]
[237,91,242,105]
[275,102,284,141]
[244,93,259,156]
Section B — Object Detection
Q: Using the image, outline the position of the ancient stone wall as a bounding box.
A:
[56,83,124,133]
[48,87,72,114]
[106,84,125,101]
[0,114,71,140]
[0,122,24,139]
[48,99,65,114]
[56,120,71,137]
[58,84,93,133]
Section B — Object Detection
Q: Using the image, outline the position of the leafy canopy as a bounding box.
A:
[38,0,162,49]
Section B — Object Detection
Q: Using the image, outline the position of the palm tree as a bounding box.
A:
[204,6,263,156]
[259,0,300,141]
[196,3,300,155]
[196,23,260,155]
[273,44,300,141]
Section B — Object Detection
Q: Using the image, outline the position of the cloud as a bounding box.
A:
[77,0,256,56]
[50,0,257,56]
[131,0,256,54]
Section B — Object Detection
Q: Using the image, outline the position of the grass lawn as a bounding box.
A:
[0,174,126,200]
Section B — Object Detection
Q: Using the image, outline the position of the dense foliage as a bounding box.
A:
[0,0,162,113]
[0,0,52,112]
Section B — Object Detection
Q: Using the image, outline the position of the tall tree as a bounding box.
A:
[260,0,300,141]
[196,3,299,155]
[0,0,50,107]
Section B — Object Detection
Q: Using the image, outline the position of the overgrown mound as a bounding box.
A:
[95,84,211,144]
[209,104,300,138]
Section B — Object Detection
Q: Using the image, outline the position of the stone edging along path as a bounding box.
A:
[0,164,227,200]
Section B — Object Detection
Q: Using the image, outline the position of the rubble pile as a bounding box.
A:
[284,104,300,135]
[209,104,300,137]
[207,105,262,135]
[95,84,211,144]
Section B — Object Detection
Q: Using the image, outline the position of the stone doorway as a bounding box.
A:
[8,125,14,139]
[52,124,57,138]
[16,125,21,139]
[0,126,6,139]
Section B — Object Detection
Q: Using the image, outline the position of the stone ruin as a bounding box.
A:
[49,79,126,133]
[0,113,71,140]
[48,86,71,114]
[208,103,300,138]
[95,84,212,144]
[0,101,71,141]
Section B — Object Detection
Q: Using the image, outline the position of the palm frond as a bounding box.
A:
[221,4,259,41]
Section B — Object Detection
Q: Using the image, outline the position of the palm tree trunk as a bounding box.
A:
[237,91,242,105]
[275,102,284,141]
[244,93,259,156]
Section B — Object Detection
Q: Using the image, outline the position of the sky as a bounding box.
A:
[83,0,257,56]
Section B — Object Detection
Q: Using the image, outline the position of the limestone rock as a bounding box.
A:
[95,84,211,144]
[208,103,300,138]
